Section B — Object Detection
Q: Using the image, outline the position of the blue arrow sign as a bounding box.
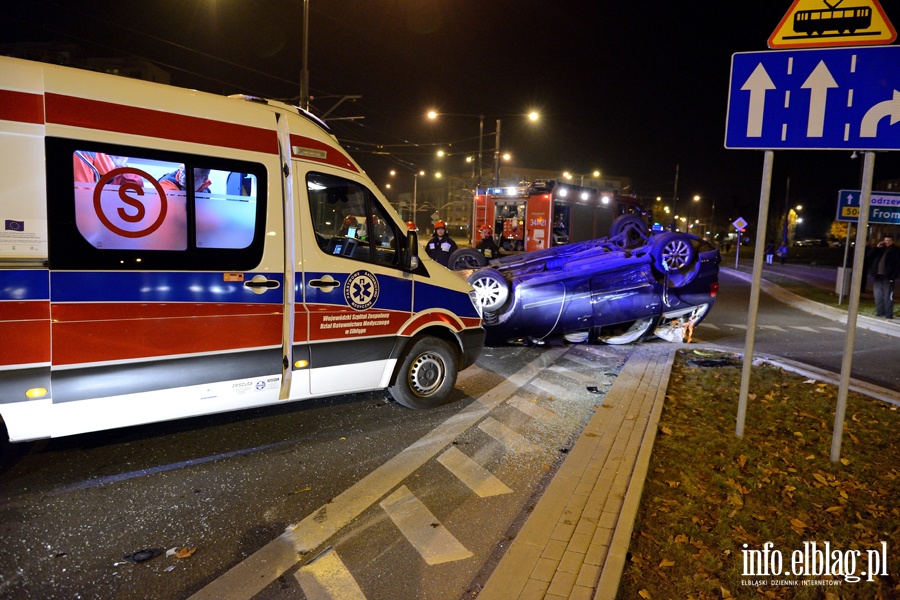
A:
[726,46,900,150]
[837,189,900,224]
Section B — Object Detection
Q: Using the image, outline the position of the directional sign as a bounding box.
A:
[836,189,900,224]
[725,46,900,150]
[769,0,896,49]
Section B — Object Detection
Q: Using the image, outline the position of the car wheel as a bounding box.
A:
[609,214,648,249]
[448,247,487,270]
[389,336,458,409]
[466,268,509,312]
[651,233,700,288]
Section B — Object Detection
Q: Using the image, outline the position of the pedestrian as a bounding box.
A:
[775,243,788,265]
[867,233,898,319]
[426,220,458,268]
[764,242,775,265]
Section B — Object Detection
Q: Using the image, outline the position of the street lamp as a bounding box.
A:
[426,110,539,188]
[389,169,425,226]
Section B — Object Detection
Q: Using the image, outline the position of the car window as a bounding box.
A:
[306,172,399,267]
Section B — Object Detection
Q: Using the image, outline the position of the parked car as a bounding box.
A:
[458,215,721,345]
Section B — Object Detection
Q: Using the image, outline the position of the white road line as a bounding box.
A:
[820,326,846,332]
[574,345,619,359]
[529,377,569,399]
[507,394,556,424]
[561,353,607,369]
[698,323,720,329]
[760,325,788,332]
[479,417,540,454]
[380,485,473,565]
[790,325,819,332]
[295,548,366,600]
[188,347,568,600]
[726,323,749,330]
[548,364,594,384]
[437,446,512,497]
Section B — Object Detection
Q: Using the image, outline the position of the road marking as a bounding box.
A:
[561,352,606,369]
[507,394,556,424]
[295,548,366,600]
[188,347,567,600]
[726,323,749,330]
[760,325,788,332]
[380,485,473,565]
[548,364,594,383]
[479,417,540,454]
[820,326,846,332]
[437,446,512,497]
[529,377,569,399]
[574,345,619,359]
[698,322,720,329]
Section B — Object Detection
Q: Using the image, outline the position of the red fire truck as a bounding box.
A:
[471,179,645,252]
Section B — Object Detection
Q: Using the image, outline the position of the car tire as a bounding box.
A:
[448,247,487,270]
[651,232,700,287]
[466,268,509,312]
[609,214,648,248]
[389,336,458,409]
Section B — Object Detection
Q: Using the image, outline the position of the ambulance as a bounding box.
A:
[0,57,484,443]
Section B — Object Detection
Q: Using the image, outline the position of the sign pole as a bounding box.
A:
[736,150,774,438]
[831,151,875,462]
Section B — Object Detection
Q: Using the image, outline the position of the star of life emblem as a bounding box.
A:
[344,270,379,311]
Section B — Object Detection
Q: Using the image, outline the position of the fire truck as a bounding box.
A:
[471,179,645,252]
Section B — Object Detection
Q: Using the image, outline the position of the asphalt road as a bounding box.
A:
[694,268,900,393]
[0,344,631,600]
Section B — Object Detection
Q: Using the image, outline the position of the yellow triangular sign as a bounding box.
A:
[769,0,896,48]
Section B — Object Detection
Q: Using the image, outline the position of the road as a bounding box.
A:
[694,267,900,393]
[0,344,631,600]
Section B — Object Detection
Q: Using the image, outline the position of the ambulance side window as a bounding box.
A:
[48,139,267,271]
[306,172,400,268]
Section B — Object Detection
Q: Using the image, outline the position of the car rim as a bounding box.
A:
[472,278,503,308]
[409,352,444,396]
[663,239,692,270]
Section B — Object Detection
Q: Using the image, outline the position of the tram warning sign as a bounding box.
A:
[768,0,896,49]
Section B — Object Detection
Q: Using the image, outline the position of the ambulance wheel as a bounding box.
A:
[389,337,458,409]
[448,247,487,271]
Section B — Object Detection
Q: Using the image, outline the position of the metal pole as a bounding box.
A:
[831,151,875,462]
[672,164,679,230]
[838,222,853,306]
[782,176,790,245]
[736,150,774,438]
[478,115,484,189]
[300,0,310,111]
[492,119,501,187]
[413,173,418,230]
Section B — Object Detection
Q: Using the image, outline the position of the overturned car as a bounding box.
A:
[454,215,720,346]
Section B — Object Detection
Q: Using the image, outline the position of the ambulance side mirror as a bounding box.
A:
[405,230,420,270]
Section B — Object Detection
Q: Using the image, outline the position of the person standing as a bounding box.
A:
[867,233,899,319]
[775,243,788,265]
[764,242,775,265]
[426,220,458,268]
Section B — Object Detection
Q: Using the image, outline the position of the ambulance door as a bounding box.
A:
[298,170,414,396]
[44,138,284,435]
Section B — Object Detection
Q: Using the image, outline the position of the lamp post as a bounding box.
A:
[299,0,310,111]
[389,169,425,227]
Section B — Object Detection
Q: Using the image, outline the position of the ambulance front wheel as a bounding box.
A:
[389,336,458,409]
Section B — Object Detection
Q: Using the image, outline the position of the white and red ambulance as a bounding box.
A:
[0,56,484,443]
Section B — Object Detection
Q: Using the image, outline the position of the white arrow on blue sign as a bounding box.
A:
[726,46,900,150]
[836,189,900,225]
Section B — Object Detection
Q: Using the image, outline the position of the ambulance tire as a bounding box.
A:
[448,247,487,270]
[389,336,458,410]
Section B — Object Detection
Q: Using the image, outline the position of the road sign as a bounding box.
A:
[725,46,900,150]
[769,0,896,49]
[732,217,748,230]
[836,189,900,224]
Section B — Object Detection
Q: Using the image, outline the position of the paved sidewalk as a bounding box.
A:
[479,344,678,600]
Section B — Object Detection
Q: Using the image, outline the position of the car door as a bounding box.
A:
[298,170,414,396]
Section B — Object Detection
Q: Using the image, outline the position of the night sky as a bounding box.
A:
[5,0,900,236]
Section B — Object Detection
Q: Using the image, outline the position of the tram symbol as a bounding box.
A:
[769,0,896,48]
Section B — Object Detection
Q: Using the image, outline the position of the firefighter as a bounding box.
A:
[475,224,502,259]
[426,220,458,267]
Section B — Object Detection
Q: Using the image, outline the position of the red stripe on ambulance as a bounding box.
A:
[0,301,51,366]
[45,93,279,155]
[0,90,44,125]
